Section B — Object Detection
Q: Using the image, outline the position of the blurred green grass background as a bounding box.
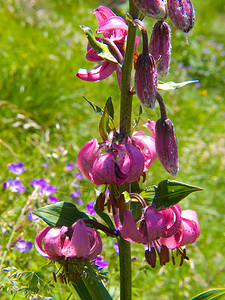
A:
[0,0,224,299]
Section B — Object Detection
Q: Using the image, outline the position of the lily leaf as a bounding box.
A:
[140,186,155,205]
[158,80,198,90]
[190,288,225,300]
[133,105,143,128]
[99,106,110,141]
[80,25,118,64]
[105,96,114,120]
[83,96,103,114]
[151,180,203,210]
[33,202,90,227]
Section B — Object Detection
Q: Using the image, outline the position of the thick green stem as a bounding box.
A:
[119,1,139,300]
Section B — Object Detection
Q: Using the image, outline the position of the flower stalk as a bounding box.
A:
[119,1,139,299]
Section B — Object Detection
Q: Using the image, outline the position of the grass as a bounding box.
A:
[0,0,225,299]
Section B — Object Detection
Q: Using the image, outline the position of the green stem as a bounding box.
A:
[119,1,139,300]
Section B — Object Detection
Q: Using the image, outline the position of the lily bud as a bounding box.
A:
[167,0,195,33]
[135,53,158,109]
[155,118,179,176]
[133,0,167,20]
[149,21,171,76]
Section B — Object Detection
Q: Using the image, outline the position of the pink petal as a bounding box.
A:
[123,143,145,183]
[160,204,182,238]
[145,206,167,241]
[44,226,67,259]
[77,139,101,180]
[180,210,200,246]
[87,228,103,260]
[90,152,117,185]
[62,220,90,258]
[159,227,183,249]
[96,16,128,40]
[94,5,116,25]
[146,119,156,139]
[86,39,104,62]
[76,61,116,81]
[35,227,52,259]
[120,210,144,243]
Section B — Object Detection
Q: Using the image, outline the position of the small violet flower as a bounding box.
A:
[15,240,32,252]
[65,162,75,170]
[48,195,59,203]
[77,138,144,186]
[30,179,58,197]
[8,162,26,175]
[27,212,40,222]
[86,201,96,215]
[75,172,84,180]
[94,256,109,268]
[8,178,26,193]
[35,219,102,260]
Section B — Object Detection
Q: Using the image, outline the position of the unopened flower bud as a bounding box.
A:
[133,0,167,20]
[149,21,171,76]
[155,118,179,176]
[167,0,195,33]
[135,53,158,109]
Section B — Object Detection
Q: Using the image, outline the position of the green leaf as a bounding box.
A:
[190,289,225,300]
[151,180,203,210]
[83,96,103,114]
[130,201,142,221]
[158,80,198,90]
[80,25,118,64]
[99,107,110,141]
[133,105,143,128]
[140,186,155,205]
[105,96,114,119]
[33,202,90,227]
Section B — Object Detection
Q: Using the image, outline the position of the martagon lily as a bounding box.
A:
[76,5,139,88]
[35,219,102,260]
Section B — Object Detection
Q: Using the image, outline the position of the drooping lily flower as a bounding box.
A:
[159,209,200,249]
[76,5,139,88]
[132,119,157,172]
[77,138,145,186]
[35,220,102,261]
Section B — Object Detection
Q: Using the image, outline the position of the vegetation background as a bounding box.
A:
[0,0,224,299]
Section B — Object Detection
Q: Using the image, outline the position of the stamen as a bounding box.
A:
[53,272,57,283]
[172,255,176,265]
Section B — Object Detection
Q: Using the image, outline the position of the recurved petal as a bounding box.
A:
[180,210,200,246]
[87,228,103,260]
[44,226,67,259]
[160,204,182,238]
[76,61,116,81]
[62,220,90,259]
[96,16,128,40]
[94,5,116,25]
[90,152,117,185]
[145,205,167,241]
[35,227,52,259]
[77,138,102,180]
[120,210,144,243]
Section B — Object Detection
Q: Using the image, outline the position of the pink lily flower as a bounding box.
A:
[35,220,102,260]
[76,5,139,88]
[159,208,200,249]
[132,119,157,172]
[77,138,145,185]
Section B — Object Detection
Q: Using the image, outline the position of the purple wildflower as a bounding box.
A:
[30,179,58,197]
[27,212,40,222]
[71,190,81,198]
[15,240,32,252]
[66,162,75,170]
[114,242,119,254]
[48,195,59,203]
[2,181,8,190]
[86,201,95,215]
[8,162,26,175]
[94,256,109,268]
[8,178,26,193]
[41,162,50,168]
[75,172,84,180]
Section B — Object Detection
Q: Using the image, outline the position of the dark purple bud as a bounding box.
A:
[135,53,158,109]
[133,0,167,20]
[167,0,195,33]
[155,118,179,176]
[149,21,171,76]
